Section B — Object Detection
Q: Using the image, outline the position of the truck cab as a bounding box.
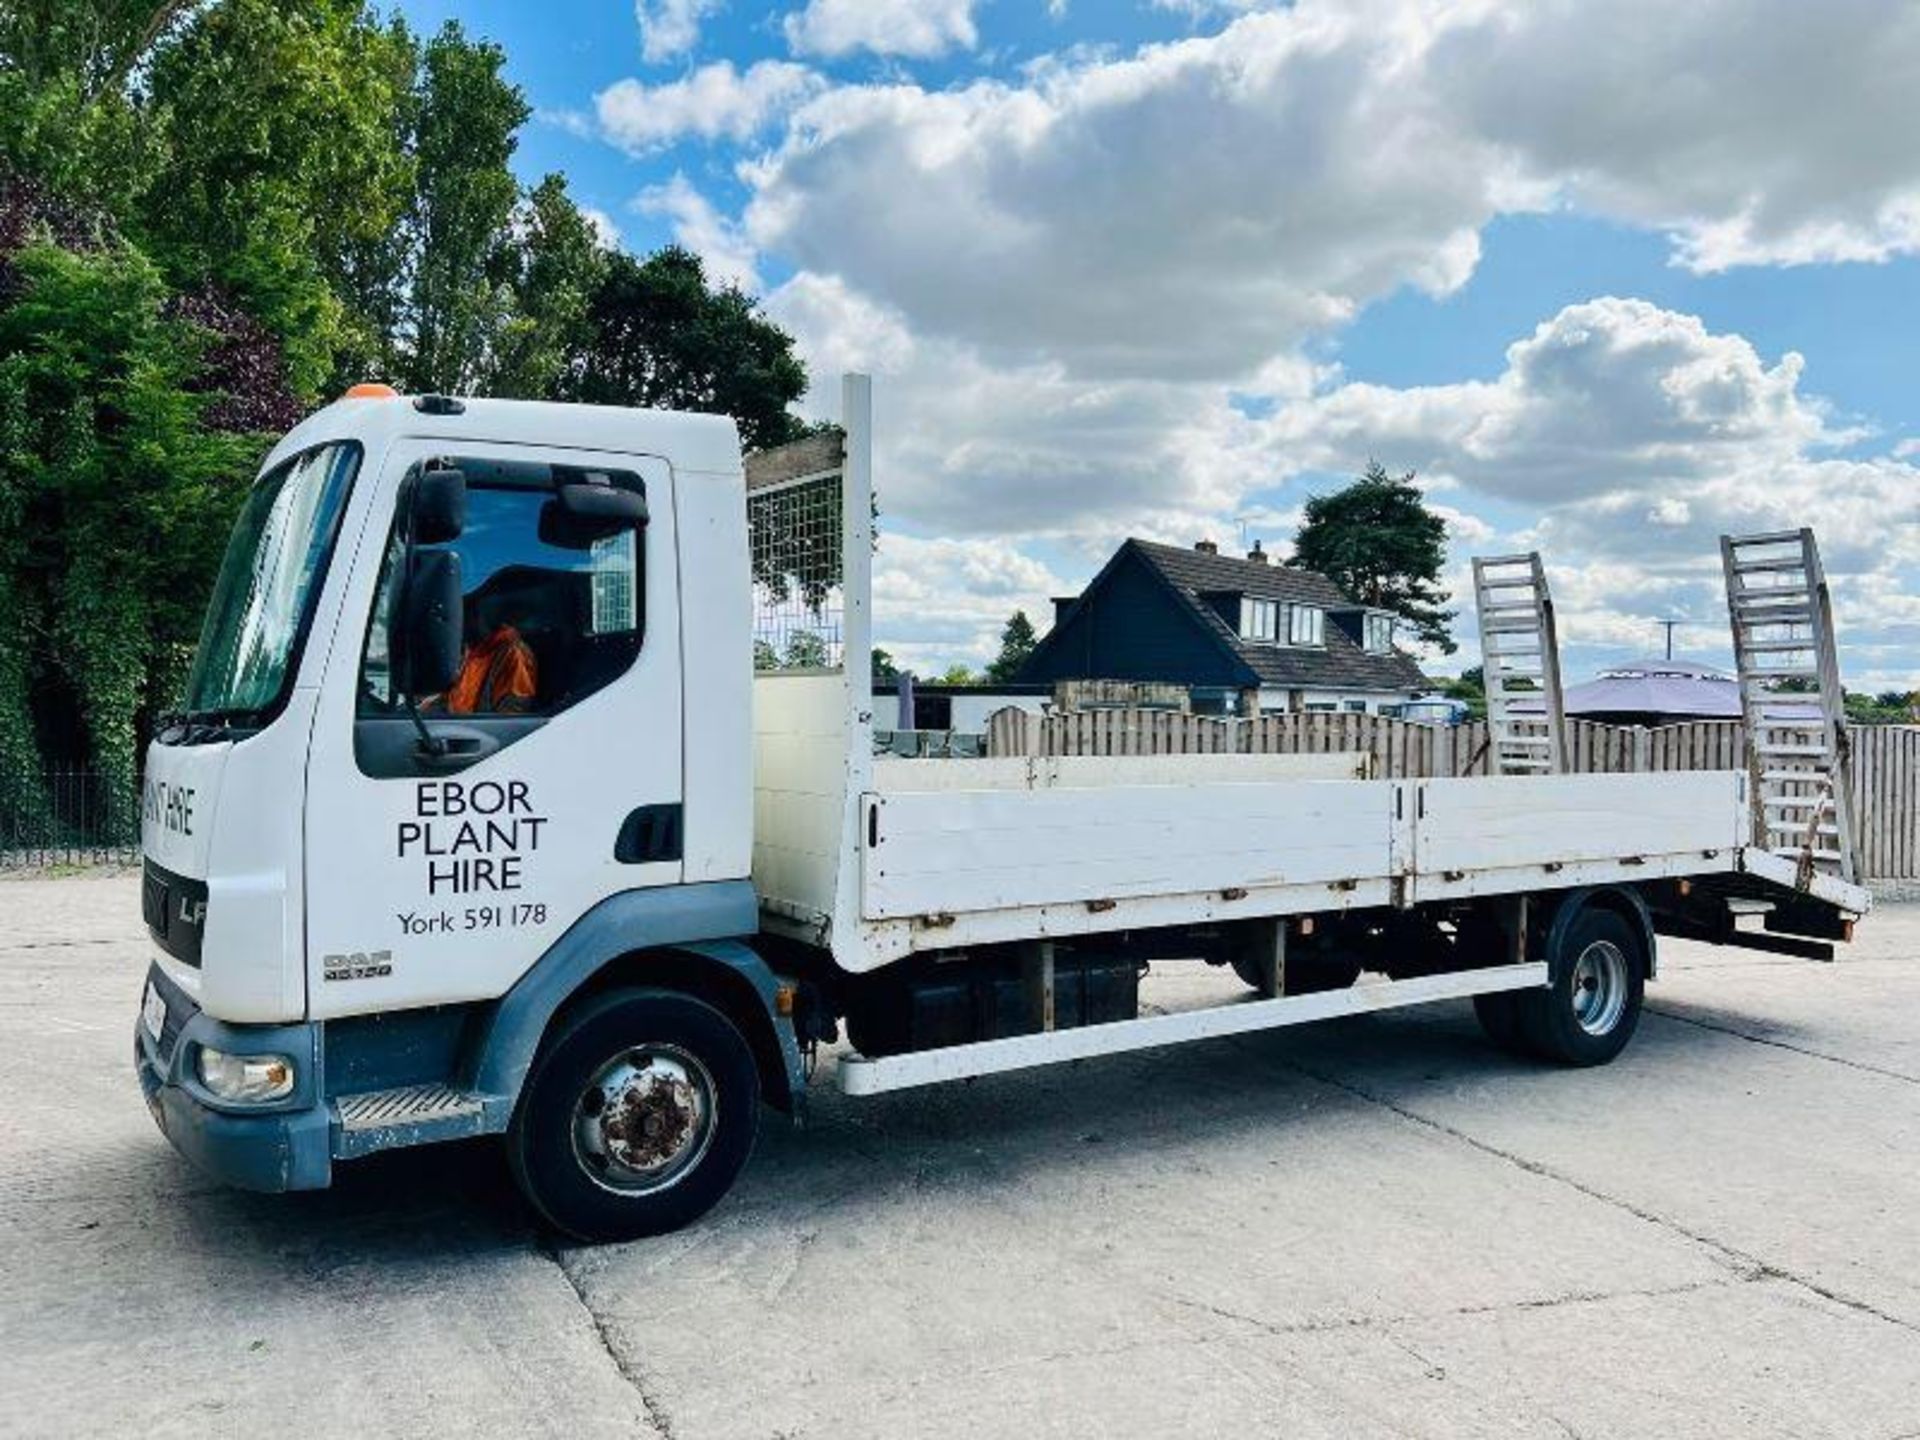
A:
[136,387,798,1235]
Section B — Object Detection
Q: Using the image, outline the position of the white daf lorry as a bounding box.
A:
[135,375,1872,1240]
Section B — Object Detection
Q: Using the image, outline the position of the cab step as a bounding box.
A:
[332,1082,492,1158]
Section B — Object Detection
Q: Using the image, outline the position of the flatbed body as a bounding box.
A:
[753,671,1861,972]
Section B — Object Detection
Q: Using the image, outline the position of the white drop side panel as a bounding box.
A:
[1412,771,1746,896]
[752,673,855,933]
[871,751,1370,794]
[863,779,1396,922]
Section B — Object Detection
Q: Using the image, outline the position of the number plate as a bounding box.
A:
[141,982,167,1043]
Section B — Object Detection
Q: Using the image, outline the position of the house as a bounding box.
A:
[1017,538,1430,715]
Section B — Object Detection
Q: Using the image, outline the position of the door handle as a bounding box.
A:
[416,728,498,767]
[616,803,683,863]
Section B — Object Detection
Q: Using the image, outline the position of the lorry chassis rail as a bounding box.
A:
[836,962,1548,1096]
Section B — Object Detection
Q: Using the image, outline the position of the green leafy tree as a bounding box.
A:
[489,173,607,399]
[0,1,197,99]
[871,647,901,684]
[0,238,261,828]
[1845,690,1919,724]
[141,0,420,398]
[565,246,809,452]
[0,0,823,842]
[783,631,830,669]
[1440,663,1487,720]
[938,663,975,685]
[399,20,527,393]
[1291,460,1456,652]
[985,610,1037,682]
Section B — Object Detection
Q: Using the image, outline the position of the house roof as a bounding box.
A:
[1126,539,1431,693]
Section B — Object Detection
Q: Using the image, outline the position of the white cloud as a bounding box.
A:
[596,61,821,154]
[579,206,624,250]
[1266,299,1835,508]
[605,1,1920,683]
[782,281,1918,681]
[636,175,760,290]
[767,271,1253,544]
[635,0,721,64]
[749,13,1518,383]
[1427,0,1920,270]
[871,534,1069,672]
[1255,298,1920,679]
[1151,0,1278,16]
[741,0,1920,390]
[536,107,594,139]
[783,0,978,59]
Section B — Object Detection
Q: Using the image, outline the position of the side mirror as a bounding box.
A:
[539,482,647,548]
[394,549,463,699]
[412,468,467,545]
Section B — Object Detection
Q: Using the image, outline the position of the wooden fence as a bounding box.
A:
[985,710,1920,880]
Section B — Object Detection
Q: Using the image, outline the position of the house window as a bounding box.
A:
[1365,613,1394,652]
[1241,597,1279,643]
[1289,604,1324,646]
[1344,700,1368,714]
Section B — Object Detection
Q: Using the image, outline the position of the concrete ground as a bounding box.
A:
[4,875,1919,1439]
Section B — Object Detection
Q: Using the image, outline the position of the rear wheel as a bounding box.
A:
[1512,907,1645,1065]
[1229,950,1362,995]
[508,988,760,1242]
[1472,991,1529,1053]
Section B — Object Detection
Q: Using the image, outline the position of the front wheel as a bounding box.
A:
[1511,907,1646,1066]
[508,988,760,1242]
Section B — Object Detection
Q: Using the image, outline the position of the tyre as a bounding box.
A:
[1512,906,1646,1066]
[1472,991,1529,1053]
[1229,950,1362,995]
[508,988,760,1242]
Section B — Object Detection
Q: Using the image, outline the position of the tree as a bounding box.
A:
[0,236,262,827]
[564,246,809,452]
[938,664,975,685]
[1845,690,1919,724]
[489,173,607,399]
[1291,460,1455,652]
[141,0,421,397]
[0,0,824,835]
[783,631,829,669]
[985,610,1037,682]
[399,20,527,393]
[1439,664,1486,720]
[871,647,901,684]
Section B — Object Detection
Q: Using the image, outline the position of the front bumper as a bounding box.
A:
[135,963,332,1193]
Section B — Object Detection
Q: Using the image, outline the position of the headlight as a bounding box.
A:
[197,1046,295,1103]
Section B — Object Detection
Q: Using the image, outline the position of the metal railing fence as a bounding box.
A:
[1,767,140,869]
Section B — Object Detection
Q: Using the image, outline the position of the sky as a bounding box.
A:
[393,0,1920,691]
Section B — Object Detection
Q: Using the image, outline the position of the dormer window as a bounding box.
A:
[1289,604,1324,646]
[1365,613,1394,652]
[1242,597,1279,642]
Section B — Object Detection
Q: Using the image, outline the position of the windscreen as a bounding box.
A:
[180,442,360,720]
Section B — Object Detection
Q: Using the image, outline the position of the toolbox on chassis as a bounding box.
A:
[134,375,1872,1240]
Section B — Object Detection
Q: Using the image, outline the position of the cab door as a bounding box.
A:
[303,439,682,1019]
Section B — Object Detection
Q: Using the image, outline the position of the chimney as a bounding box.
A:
[1194,538,1218,554]
[1248,540,1268,565]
